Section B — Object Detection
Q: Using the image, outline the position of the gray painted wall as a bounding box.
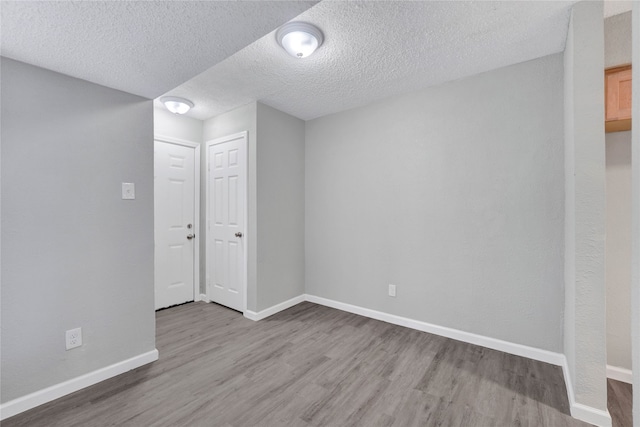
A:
[606,131,633,371]
[605,11,632,69]
[563,0,607,412]
[256,103,305,311]
[154,107,203,144]
[203,103,258,309]
[631,5,639,424]
[306,53,565,352]
[1,58,156,403]
[604,11,633,373]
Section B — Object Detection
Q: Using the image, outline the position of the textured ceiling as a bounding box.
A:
[0,1,317,99]
[159,0,578,121]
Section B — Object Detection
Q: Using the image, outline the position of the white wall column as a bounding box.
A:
[563,1,610,425]
[631,4,640,425]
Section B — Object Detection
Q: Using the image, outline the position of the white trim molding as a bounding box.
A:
[561,356,612,427]
[247,293,564,366]
[0,349,158,421]
[305,294,565,366]
[200,293,210,303]
[154,134,200,149]
[244,295,306,321]
[606,365,633,384]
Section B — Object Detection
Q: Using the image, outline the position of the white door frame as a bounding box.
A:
[154,135,201,303]
[205,131,248,312]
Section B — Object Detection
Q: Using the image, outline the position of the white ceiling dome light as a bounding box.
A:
[160,96,194,114]
[276,22,324,58]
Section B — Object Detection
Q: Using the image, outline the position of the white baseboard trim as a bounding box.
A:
[606,365,633,384]
[561,356,612,427]
[570,403,612,427]
[244,294,306,321]
[0,349,159,421]
[199,293,210,303]
[305,294,564,366]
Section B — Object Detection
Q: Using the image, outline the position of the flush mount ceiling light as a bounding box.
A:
[160,96,194,114]
[276,22,324,59]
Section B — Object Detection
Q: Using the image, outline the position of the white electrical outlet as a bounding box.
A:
[121,182,135,200]
[388,284,396,297]
[66,327,82,350]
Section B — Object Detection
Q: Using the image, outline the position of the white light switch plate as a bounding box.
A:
[122,182,135,200]
[388,284,396,297]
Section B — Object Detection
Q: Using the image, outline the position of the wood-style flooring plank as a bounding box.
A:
[4,301,592,427]
[608,378,632,427]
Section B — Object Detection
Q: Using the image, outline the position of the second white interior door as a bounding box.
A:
[154,140,196,310]
[207,133,246,312]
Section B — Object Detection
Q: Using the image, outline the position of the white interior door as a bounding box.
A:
[154,140,196,310]
[207,132,246,312]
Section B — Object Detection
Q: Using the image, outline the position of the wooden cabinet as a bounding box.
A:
[605,65,632,133]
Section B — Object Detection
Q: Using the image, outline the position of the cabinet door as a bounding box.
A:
[606,66,632,122]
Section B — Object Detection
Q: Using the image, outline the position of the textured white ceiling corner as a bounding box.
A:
[0,1,318,99]
[160,0,578,121]
[603,0,632,18]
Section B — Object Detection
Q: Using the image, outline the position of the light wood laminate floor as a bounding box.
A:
[5,301,592,426]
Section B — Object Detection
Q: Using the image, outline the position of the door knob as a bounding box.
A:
[187,234,195,240]
[235,232,243,238]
